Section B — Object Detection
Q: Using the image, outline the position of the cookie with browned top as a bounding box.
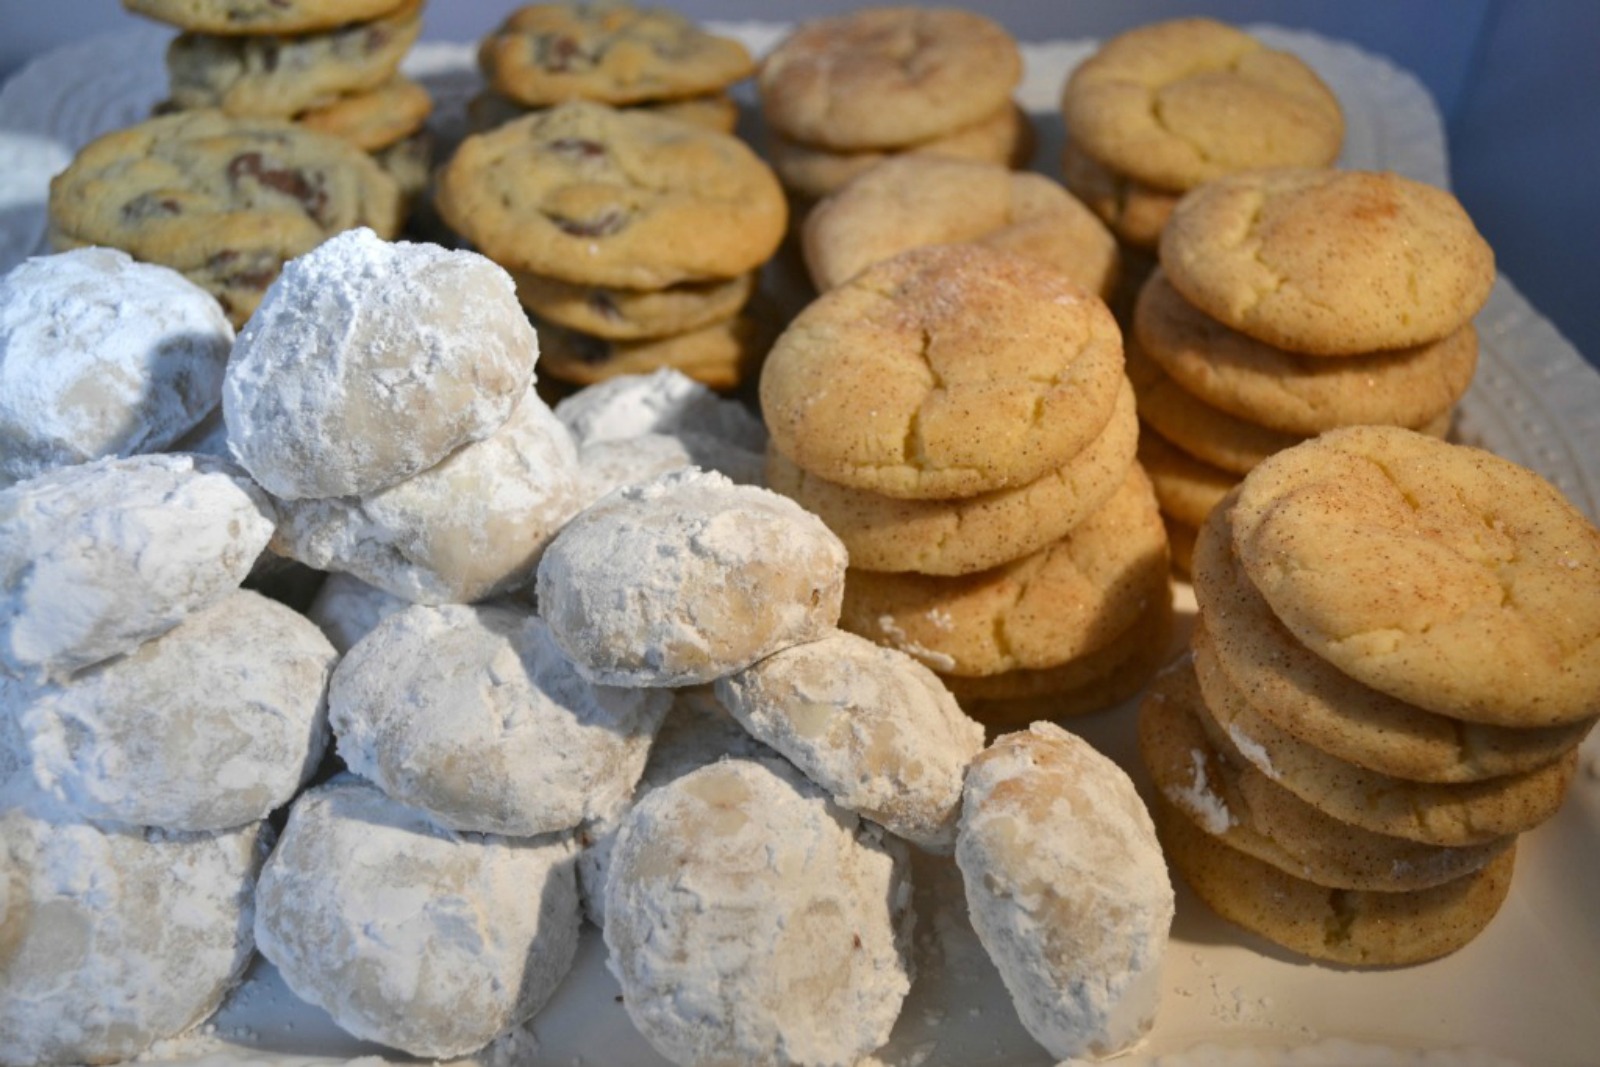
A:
[436,101,787,289]
[1062,18,1342,193]
[760,244,1124,500]
[759,7,1022,151]
[124,0,409,35]
[48,109,403,325]
[479,2,755,107]
[164,0,423,118]
[513,269,754,340]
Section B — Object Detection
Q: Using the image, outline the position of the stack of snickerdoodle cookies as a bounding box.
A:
[760,243,1172,730]
[1136,167,1495,573]
[756,7,1033,205]
[1139,425,1599,965]
[435,99,787,395]
[122,0,433,205]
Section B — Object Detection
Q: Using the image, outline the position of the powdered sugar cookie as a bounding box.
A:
[576,431,764,508]
[255,776,580,1059]
[537,468,847,686]
[604,757,913,1067]
[553,368,766,451]
[272,387,584,604]
[304,571,410,654]
[0,248,233,488]
[224,228,539,501]
[958,722,1173,1060]
[760,244,1124,500]
[0,791,266,1067]
[10,590,334,832]
[331,603,669,836]
[0,453,275,682]
[715,629,984,851]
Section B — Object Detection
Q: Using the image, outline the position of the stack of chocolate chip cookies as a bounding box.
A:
[122,0,433,205]
[434,99,788,395]
[1135,167,1495,573]
[1059,18,1344,313]
[756,7,1032,204]
[760,243,1173,731]
[1139,425,1599,966]
[469,1,752,136]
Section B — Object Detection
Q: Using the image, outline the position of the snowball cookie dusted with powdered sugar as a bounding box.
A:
[958,723,1174,1061]
[604,757,914,1067]
[305,571,411,654]
[0,453,275,682]
[254,775,581,1060]
[538,468,848,687]
[8,590,335,832]
[0,247,234,489]
[0,788,267,1067]
[576,431,766,509]
[331,603,670,836]
[223,228,539,501]
[554,368,768,451]
[714,630,984,851]
[272,386,583,603]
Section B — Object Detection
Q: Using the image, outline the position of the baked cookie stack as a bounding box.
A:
[761,243,1173,730]
[1139,426,1599,965]
[122,0,433,207]
[1059,18,1344,308]
[435,99,787,394]
[470,1,752,136]
[1136,167,1495,573]
[757,7,1032,204]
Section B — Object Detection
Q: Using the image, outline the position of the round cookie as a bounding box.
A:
[1191,496,1594,782]
[714,629,986,852]
[535,306,777,392]
[551,366,767,451]
[254,776,581,1060]
[1153,793,1516,967]
[467,87,741,136]
[1137,425,1238,529]
[305,570,409,654]
[1230,426,1600,727]
[1135,269,1479,435]
[766,379,1138,576]
[759,7,1022,151]
[164,0,424,118]
[1059,139,1180,250]
[478,2,755,107]
[768,101,1034,203]
[513,269,755,340]
[1061,18,1343,193]
[1192,636,1579,848]
[1138,658,1513,893]
[123,0,410,35]
[802,155,1117,298]
[604,757,913,1067]
[536,468,848,687]
[957,722,1173,1061]
[47,109,403,325]
[760,243,1125,500]
[0,247,233,488]
[435,100,787,290]
[1160,169,1496,356]
[225,228,540,501]
[296,75,433,151]
[839,465,1170,676]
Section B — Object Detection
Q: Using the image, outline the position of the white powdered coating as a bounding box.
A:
[538,468,848,687]
[714,630,984,852]
[272,388,583,604]
[1168,750,1237,836]
[604,757,914,1067]
[1226,722,1280,780]
[553,369,768,452]
[0,247,234,488]
[576,432,766,511]
[10,590,335,832]
[957,722,1174,1062]
[253,776,581,1060]
[331,603,670,836]
[577,685,779,927]
[304,571,412,653]
[223,228,539,501]
[0,788,266,1067]
[0,453,276,682]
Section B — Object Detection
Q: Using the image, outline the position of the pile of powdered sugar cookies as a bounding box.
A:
[0,225,1177,1067]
